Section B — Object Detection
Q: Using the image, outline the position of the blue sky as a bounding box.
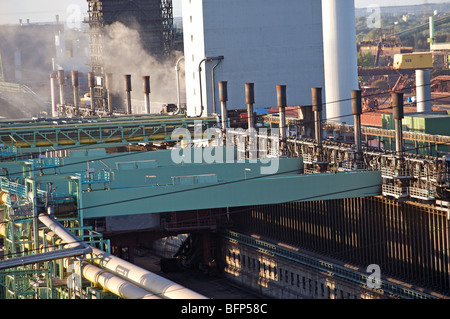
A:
[0,0,448,25]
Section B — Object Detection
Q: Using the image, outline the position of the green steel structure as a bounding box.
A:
[0,113,447,299]
[0,115,218,152]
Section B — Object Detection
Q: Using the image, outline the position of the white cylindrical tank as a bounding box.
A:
[322,0,359,125]
[416,69,431,113]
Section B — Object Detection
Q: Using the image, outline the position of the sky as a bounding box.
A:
[0,0,448,25]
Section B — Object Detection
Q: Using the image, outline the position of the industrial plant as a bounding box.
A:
[0,0,449,303]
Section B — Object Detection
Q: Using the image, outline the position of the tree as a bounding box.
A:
[371,79,389,91]
[358,52,375,67]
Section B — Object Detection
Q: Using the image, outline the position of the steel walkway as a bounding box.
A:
[0,115,218,151]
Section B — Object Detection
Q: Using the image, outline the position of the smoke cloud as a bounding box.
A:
[101,22,185,113]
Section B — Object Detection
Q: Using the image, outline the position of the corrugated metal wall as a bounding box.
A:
[230,196,450,294]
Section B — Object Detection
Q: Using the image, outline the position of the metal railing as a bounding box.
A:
[382,184,409,199]
[381,167,411,179]
[409,187,435,201]
[75,170,111,185]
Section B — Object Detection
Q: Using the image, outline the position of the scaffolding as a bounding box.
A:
[86,0,173,75]
[0,173,112,299]
[85,0,174,110]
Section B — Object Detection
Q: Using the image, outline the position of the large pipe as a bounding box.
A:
[71,70,79,115]
[105,73,113,115]
[322,0,358,125]
[175,56,185,115]
[124,74,132,114]
[277,85,287,141]
[0,213,91,270]
[312,87,323,145]
[50,72,57,117]
[40,214,160,299]
[219,81,228,130]
[245,83,255,130]
[351,90,362,152]
[1,214,201,299]
[143,76,151,114]
[70,260,161,299]
[88,72,95,115]
[90,247,207,299]
[416,69,432,113]
[198,56,224,117]
[392,92,404,155]
[57,69,65,106]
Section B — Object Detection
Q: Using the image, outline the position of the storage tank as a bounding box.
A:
[321,0,359,125]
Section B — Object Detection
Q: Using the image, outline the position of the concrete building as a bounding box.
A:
[181,0,325,117]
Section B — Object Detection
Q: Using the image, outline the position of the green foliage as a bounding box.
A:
[357,52,375,67]
[371,79,390,90]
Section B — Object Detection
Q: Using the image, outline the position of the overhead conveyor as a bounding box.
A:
[0,115,218,151]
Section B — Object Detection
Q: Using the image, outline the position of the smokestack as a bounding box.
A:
[71,71,79,114]
[416,69,432,113]
[351,90,362,153]
[105,73,113,115]
[142,76,151,114]
[218,81,228,130]
[124,74,132,114]
[312,87,323,145]
[277,85,287,141]
[57,69,65,106]
[299,105,314,139]
[88,72,95,115]
[392,92,404,155]
[322,0,358,125]
[245,83,255,130]
[50,72,57,117]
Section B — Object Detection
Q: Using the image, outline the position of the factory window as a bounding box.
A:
[302,276,306,290]
[191,35,193,43]
[273,267,277,280]
[279,268,282,281]
[242,255,245,267]
[285,270,288,283]
[291,272,294,285]
[321,283,325,297]
[296,274,300,287]
[190,16,192,23]
[248,256,251,268]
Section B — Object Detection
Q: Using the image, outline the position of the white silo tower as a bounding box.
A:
[322,0,359,125]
